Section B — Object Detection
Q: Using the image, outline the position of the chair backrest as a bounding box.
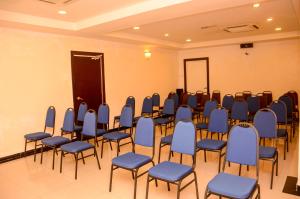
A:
[263,91,273,106]
[196,91,203,105]
[203,100,218,117]
[45,106,56,129]
[97,104,109,125]
[231,100,248,121]
[254,109,277,138]
[256,93,267,108]
[170,93,179,108]
[171,120,196,157]
[187,94,198,109]
[162,98,175,115]
[235,92,244,101]
[81,109,97,137]
[175,105,192,123]
[208,108,228,134]
[243,91,252,101]
[279,95,293,116]
[62,108,75,132]
[135,117,155,148]
[201,92,210,106]
[119,105,133,128]
[222,94,234,110]
[181,92,190,105]
[269,100,287,124]
[211,90,221,104]
[141,96,153,115]
[77,102,87,122]
[247,95,260,114]
[287,90,298,107]
[152,93,160,107]
[226,123,259,167]
[126,96,135,116]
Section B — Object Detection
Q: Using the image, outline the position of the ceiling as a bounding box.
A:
[0,0,299,49]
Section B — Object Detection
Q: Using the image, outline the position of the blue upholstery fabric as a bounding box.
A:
[254,109,277,138]
[187,95,198,109]
[96,129,107,136]
[222,95,234,111]
[203,101,217,117]
[231,101,248,121]
[135,117,154,147]
[227,125,258,166]
[154,118,171,125]
[61,141,93,153]
[279,95,293,115]
[197,139,226,150]
[61,108,74,132]
[126,96,135,116]
[81,111,97,137]
[42,136,70,147]
[270,101,287,123]
[112,152,151,169]
[277,128,287,137]
[196,123,208,129]
[247,96,260,114]
[119,106,133,128]
[149,161,193,182]
[77,102,88,122]
[141,97,153,115]
[161,135,173,144]
[98,104,109,124]
[259,146,276,158]
[45,106,56,128]
[103,132,129,140]
[25,132,51,140]
[208,108,228,133]
[152,93,160,107]
[171,120,195,155]
[170,93,179,108]
[175,106,192,123]
[207,172,257,199]
[162,99,175,115]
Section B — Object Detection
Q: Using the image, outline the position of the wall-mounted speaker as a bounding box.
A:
[240,43,253,48]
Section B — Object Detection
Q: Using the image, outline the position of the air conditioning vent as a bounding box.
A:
[224,24,259,33]
[37,0,76,5]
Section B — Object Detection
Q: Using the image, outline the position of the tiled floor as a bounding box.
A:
[0,126,298,199]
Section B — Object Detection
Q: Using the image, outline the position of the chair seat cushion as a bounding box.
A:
[112,152,152,169]
[155,118,171,125]
[24,132,51,141]
[149,161,193,182]
[96,129,107,136]
[42,136,70,147]
[196,123,208,129]
[197,139,226,150]
[259,146,276,158]
[103,132,129,140]
[208,172,257,199]
[61,141,93,153]
[74,125,82,132]
[277,129,287,137]
[161,135,173,144]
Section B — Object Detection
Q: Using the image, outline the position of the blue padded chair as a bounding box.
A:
[222,94,234,112]
[154,98,175,136]
[102,105,133,157]
[40,108,73,169]
[74,102,88,134]
[204,123,260,199]
[158,105,193,163]
[279,95,295,138]
[109,117,156,199]
[145,120,199,199]
[152,93,160,114]
[247,95,260,121]
[113,96,135,128]
[254,109,278,189]
[231,100,248,123]
[211,90,221,105]
[196,108,228,172]
[169,92,179,109]
[96,104,110,148]
[188,94,201,121]
[24,106,56,162]
[60,109,101,179]
[195,100,217,139]
[140,96,153,117]
[270,100,289,160]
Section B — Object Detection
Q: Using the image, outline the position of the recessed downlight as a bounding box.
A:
[58,10,67,15]
[253,3,260,8]
[133,26,140,30]
[267,17,273,22]
[186,38,192,42]
[164,33,169,37]
[275,27,282,31]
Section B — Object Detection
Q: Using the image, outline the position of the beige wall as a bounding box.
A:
[178,38,300,100]
[0,27,178,156]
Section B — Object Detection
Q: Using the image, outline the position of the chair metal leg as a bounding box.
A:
[150,161,158,187]
[167,182,170,191]
[270,159,275,189]
[239,164,242,176]
[145,175,150,199]
[133,170,139,199]
[218,150,221,173]
[204,150,207,162]
[204,186,209,199]
[40,144,44,164]
[74,153,79,180]
[194,171,200,199]
[158,142,162,163]
[34,141,37,162]
[159,125,163,136]
[109,141,113,150]
[101,139,105,158]
[257,184,261,199]
[117,140,120,156]
[276,153,279,176]
[180,154,183,164]
[109,164,114,192]
[177,180,182,199]
[81,152,85,164]
[94,147,101,169]
[24,139,28,157]
[52,147,56,170]
[60,151,63,173]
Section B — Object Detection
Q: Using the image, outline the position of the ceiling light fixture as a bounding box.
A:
[144,50,152,59]
[133,26,140,30]
[275,27,282,31]
[186,38,192,42]
[253,3,260,8]
[164,33,169,37]
[267,17,273,22]
[58,10,67,15]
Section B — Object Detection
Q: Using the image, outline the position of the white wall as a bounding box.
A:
[0,27,178,157]
[178,38,300,100]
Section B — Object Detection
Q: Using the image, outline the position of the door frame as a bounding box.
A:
[183,57,210,94]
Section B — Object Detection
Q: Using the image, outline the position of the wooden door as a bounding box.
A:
[71,51,105,117]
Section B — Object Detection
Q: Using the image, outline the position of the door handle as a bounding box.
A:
[77,96,83,101]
